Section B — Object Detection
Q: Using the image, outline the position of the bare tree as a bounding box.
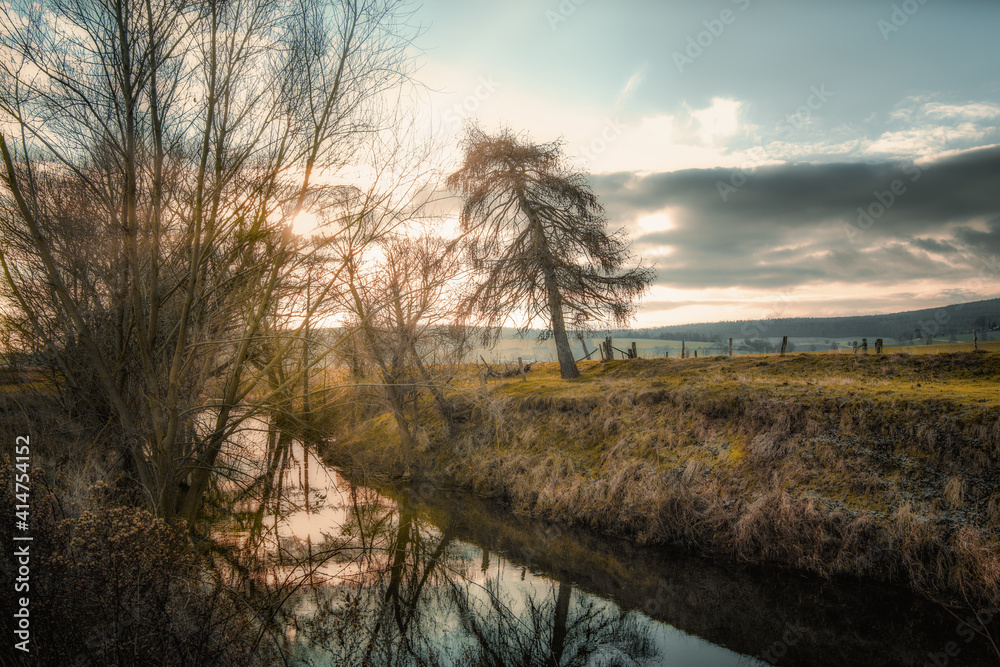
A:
[336,226,471,460]
[0,0,418,522]
[446,125,653,379]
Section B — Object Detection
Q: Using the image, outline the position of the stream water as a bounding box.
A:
[213,423,999,666]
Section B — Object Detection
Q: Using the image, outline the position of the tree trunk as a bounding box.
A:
[409,339,453,428]
[384,381,416,461]
[520,191,579,379]
[364,508,413,662]
[546,275,580,379]
[549,580,572,666]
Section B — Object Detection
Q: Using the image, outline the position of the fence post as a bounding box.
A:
[974,330,979,351]
[729,338,733,357]
[518,356,526,381]
[780,336,788,355]
[681,341,686,359]
[861,338,868,355]
[631,342,637,359]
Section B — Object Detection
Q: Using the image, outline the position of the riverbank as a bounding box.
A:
[375,478,1000,666]
[321,351,1000,608]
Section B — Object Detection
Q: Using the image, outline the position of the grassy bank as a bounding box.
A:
[322,351,1000,608]
[379,482,999,666]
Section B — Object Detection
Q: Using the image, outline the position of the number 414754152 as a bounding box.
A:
[15,435,30,518]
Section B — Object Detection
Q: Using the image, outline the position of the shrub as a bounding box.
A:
[1,459,276,666]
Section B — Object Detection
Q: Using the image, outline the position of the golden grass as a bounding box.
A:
[882,339,1000,355]
[321,350,1000,607]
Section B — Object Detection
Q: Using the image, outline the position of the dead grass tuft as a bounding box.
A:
[681,458,705,486]
[747,433,789,461]
[945,476,966,507]
[949,526,1000,605]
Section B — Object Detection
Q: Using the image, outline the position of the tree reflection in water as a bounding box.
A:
[211,425,657,666]
[289,494,656,666]
[208,423,1000,667]
[448,577,655,666]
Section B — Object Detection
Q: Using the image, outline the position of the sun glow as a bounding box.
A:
[284,510,334,544]
[291,211,319,237]
[637,211,674,234]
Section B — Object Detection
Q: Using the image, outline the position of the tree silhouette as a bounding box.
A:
[0,0,417,522]
[447,126,653,379]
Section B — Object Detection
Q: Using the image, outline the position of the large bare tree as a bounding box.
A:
[0,0,417,522]
[446,126,654,379]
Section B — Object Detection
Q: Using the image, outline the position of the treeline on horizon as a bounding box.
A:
[604,297,1000,343]
[297,297,1000,351]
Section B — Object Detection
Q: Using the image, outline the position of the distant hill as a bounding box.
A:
[606,297,1000,344]
[311,298,1000,361]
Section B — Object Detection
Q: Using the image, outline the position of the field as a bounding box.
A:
[325,349,1000,608]
[473,335,1000,363]
[883,339,1000,354]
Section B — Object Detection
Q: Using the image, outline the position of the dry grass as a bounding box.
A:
[322,350,1000,607]
[882,339,1000,355]
[945,476,967,508]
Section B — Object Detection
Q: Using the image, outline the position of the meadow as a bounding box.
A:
[324,348,1000,608]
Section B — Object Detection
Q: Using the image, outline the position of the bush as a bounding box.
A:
[1,459,276,666]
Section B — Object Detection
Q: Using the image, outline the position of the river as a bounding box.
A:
[210,423,999,666]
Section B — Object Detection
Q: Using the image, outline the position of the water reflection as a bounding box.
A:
[209,423,998,666]
[280,472,662,665]
[210,424,750,665]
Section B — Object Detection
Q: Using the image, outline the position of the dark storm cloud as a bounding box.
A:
[591,146,1000,290]
[953,217,1000,256]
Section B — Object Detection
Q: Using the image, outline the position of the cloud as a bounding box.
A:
[575,94,1000,175]
[614,68,645,110]
[922,102,1000,122]
[690,98,742,145]
[864,98,1000,160]
[580,98,765,174]
[591,146,1000,304]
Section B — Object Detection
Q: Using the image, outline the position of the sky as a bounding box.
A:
[407,0,1000,327]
